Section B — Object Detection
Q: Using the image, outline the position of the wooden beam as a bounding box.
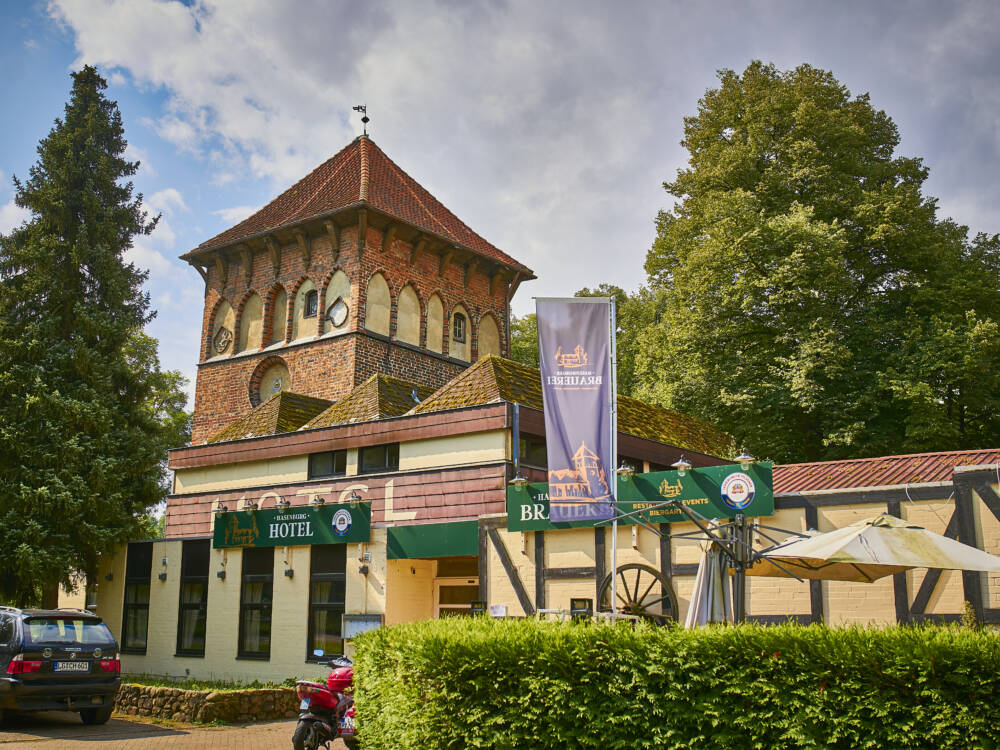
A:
[658,522,671,614]
[323,220,340,263]
[909,509,959,614]
[381,223,397,253]
[188,261,209,286]
[438,248,453,278]
[410,234,428,265]
[213,253,228,286]
[265,235,281,278]
[293,229,311,270]
[238,244,252,286]
[886,500,910,624]
[954,483,986,622]
[804,504,824,623]
[534,531,545,610]
[487,526,534,615]
[357,209,368,259]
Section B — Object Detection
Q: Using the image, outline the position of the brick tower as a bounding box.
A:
[182,136,535,443]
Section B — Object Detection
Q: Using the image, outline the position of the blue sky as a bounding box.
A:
[3,1,1000,406]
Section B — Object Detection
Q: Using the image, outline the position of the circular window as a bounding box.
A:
[249,357,291,406]
[327,297,349,328]
[212,326,233,354]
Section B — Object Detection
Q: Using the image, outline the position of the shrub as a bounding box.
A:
[353,618,1000,749]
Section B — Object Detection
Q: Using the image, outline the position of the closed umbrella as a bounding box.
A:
[684,541,733,626]
[748,514,1000,583]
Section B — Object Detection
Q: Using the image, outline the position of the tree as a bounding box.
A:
[509,312,539,368]
[0,66,190,606]
[640,61,1000,462]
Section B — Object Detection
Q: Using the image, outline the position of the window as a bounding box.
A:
[519,436,547,469]
[452,312,467,343]
[121,542,152,654]
[176,540,210,657]
[307,545,346,660]
[308,450,347,479]
[358,443,399,474]
[238,548,274,659]
[304,289,319,318]
[0,616,13,647]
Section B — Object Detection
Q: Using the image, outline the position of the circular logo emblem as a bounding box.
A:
[331,509,353,537]
[721,472,755,510]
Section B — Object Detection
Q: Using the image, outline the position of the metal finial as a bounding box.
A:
[353,104,369,135]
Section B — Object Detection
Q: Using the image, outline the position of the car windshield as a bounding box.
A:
[24,617,114,647]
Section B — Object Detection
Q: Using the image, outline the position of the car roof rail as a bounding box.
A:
[0,606,22,614]
[55,608,94,615]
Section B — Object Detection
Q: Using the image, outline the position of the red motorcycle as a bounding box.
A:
[293,653,359,750]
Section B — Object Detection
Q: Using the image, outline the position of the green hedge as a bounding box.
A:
[353,619,1000,749]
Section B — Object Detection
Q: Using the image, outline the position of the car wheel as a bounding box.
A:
[80,706,114,725]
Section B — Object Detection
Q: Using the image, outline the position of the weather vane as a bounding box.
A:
[353,104,369,136]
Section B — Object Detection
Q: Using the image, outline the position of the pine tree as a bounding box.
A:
[0,66,189,606]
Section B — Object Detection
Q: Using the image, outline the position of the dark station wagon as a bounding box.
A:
[0,606,121,725]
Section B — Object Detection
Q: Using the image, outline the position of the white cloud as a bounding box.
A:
[124,141,155,176]
[213,204,259,224]
[147,187,187,216]
[0,198,31,235]
[127,238,173,276]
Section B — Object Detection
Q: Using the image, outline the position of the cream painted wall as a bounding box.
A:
[271,289,288,343]
[426,294,444,353]
[212,301,235,356]
[238,293,263,353]
[345,529,387,619]
[478,316,501,358]
[399,430,507,471]
[395,285,420,346]
[292,280,318,341]
[745,508,812,617]
[973,481,1000,608]
[323,271,351,335]
[364,274,391,336]
[385,558,434,625]
[174,455,307,494]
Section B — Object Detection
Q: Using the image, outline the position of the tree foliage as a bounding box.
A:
[0,66,190,606]
[635,61,1000,462]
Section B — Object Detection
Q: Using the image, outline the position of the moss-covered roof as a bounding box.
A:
[409,356,736,457]
[207,391,333,444]
[304,374,435,430]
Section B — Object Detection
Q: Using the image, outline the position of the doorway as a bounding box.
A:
[433,556,479,618]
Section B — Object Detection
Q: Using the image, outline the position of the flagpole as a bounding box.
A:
[609,297,618,616]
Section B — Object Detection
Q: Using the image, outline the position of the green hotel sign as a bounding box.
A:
[507,463,774,531]
[213,504,371,548]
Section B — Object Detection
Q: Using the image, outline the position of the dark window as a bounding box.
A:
[0,616,13,647]
[304,289,319,318]
[519,436,547,469]
[238,548,274,659]
[308,450,347,479]
[176,540,210,656]
[307,545,346,660]
[452,312,467,343]
[436,556,478,577]
[122,542,153,653]
[359,443,399,474]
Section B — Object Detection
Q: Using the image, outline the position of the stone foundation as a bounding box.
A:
[115,683,298,724]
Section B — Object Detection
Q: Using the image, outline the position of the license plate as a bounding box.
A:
[299,698,310,710]
[54,661,89,672]
[339,715,356,731]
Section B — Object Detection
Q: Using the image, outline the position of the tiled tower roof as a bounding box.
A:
[185,136,531,274]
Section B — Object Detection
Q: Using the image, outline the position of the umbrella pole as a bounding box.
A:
[732,513,750,623]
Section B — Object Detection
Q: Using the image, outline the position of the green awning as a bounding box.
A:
[387,521,478,559]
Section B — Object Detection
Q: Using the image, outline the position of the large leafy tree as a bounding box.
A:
[0,67,190,606]
[639,61,1000,462]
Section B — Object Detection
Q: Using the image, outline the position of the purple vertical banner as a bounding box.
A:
[536,298,614,522]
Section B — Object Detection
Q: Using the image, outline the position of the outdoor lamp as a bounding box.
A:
[737,449,756,472]
[245,501,258,512]
[214,503,228,515]
[672,456,692,477]
[509,473,529,491]
[276,497,291,509]
[616,462,636,480]
[348,490,363,507]
[310,496,326,506]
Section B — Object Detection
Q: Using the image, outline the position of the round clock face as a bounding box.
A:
[327,297,349,328]
[213,326,233,354]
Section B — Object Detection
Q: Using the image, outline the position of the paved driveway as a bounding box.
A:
[0,711,350,748]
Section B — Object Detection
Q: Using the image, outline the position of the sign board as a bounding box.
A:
[507,463,774,531]
[212,504,371,548]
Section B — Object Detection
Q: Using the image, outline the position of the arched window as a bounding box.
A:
[292,279,318,340]
[452,312,467,343]
[269,288,288,344]
[449,305,471,362]
[304,289,318,318]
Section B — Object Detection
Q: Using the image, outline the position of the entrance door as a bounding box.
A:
[433,557,479,618]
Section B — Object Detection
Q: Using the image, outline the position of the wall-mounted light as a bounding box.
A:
[244,501,258,512]
[104,573,113,582]
[276,498,291,509]
[284,569,294,579]
[157,572,167,582]
[616,462,636,480]
[310,496,326,506]
[348,490,363,507]
[737,448,756,472]
[214,504,229,515]
[671,456,692,477]
[216,570,226,580]
[359,564,370,576]
[508,473,529,491]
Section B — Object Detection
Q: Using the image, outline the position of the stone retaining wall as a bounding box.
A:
[115,683,298,723]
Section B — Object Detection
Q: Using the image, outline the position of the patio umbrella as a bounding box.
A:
[748,514,1000,583]
[684,542,733,626]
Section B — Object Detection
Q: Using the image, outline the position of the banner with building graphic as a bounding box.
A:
[536,297,615,522]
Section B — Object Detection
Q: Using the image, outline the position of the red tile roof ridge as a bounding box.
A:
[775,447,1000,470]
[359,135,370,201]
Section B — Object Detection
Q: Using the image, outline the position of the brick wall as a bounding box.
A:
[190,223,515,443]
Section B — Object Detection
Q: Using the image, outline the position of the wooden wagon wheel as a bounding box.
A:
[598,563,677,625]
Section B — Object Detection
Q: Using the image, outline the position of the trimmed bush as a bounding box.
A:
[353,619,1000,749]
